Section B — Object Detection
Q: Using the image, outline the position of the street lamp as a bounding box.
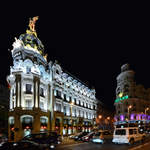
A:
[144,107,149,131]
[98,115,102,129]
[128,105,132,127]
[99,115,102,119]
[107,117,110,120]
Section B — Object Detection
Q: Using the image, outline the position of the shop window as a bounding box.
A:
[40,117,47,126]
[22,117,33,129]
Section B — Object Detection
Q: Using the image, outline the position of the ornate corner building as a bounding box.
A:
[7,17,97,141]
[114,64,150,129]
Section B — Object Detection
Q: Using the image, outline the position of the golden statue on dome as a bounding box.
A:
[26,16,39,37]
[29,16,39,32]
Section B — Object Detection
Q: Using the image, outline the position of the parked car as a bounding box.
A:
[74,132,89,141]
[82,132,95,142]
[112,127,146,145]
[22,132,60,149]
[69,132,82,139]
[0,141,41,150]
[92,130,113,144]
[0,134,8,148]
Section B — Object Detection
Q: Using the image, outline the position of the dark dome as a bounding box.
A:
[19,32,44,55]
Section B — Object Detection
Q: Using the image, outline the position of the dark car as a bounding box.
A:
[0,141,41,150]
[22,132,60,149]
[82,132,95,142]
[74,132,89,141]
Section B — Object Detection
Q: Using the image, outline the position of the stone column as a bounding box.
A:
[14,114,22,142]
[33,76,40,108]
[50,86,55,131]
[37,79,40,108]
[15,75,21,108]
[60,118,63,136]
[47,84,50,131]
[33,114,40,133]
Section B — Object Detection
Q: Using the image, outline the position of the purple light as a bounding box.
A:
[148,116,150,120]
[130,114,134,120]
[142,114,146,120]
[136,114,142,120]
[120,115,124,121]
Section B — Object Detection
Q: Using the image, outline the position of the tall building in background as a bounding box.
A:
[7,17,97,141]
[114,64,150,130]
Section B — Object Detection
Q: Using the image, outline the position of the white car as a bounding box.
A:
[92,130,112,144]
[112,127,146,145]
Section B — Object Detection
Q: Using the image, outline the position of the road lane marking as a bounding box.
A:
[58,142,87,148]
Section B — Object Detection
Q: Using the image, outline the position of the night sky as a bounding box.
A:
[0,4,150,110]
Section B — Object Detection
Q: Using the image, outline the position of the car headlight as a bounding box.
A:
[50,144,55,149]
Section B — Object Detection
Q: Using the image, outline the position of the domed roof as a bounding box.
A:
[19,16,44,55]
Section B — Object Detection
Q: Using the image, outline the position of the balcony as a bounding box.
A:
[40,94,45,98]
[22,107,33,110]
[25,91,32,94]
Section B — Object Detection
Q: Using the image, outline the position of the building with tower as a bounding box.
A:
[7,17,97,142]
[114,64,150,130]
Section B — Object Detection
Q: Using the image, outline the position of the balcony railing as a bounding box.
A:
[22,107,33,110]
[25,91,32,94]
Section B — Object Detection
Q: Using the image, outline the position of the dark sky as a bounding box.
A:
[0,3,150,110]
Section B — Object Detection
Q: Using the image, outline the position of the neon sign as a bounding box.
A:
[115,95,128,103]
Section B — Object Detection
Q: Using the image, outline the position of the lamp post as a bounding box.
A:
[144,107,149,131]
[128,105,132,127]
[98,115,102,129]
[106,116,110,130]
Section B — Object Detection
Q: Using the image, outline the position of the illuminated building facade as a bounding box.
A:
[114,64,150,129]
[7,17,97,141]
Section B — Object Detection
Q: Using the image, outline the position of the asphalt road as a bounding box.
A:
[56,142,130,150]
[56,140,150,150]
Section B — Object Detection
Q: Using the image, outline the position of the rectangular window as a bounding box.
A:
[26,67,31,74]
[129,129,133,135]
[55,90,61,99]
[115,129,126,135]
[26,84,32,94]
[25,99,32,108]
[64,94,66,101]
[64,106,66,115]
[40,87,44,97]
[40,101,44,109]
[56,103,61,112]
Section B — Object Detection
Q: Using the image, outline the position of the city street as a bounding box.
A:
[56,142,130,150]
[56,139,150,150]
